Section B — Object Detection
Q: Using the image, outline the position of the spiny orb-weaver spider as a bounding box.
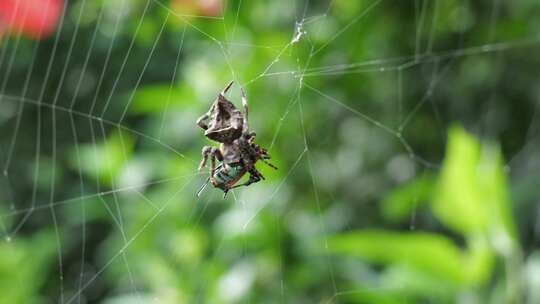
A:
[196,81,277,197]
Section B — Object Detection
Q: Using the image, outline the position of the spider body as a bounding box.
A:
[197,82,277,196]
[196,81,243,143]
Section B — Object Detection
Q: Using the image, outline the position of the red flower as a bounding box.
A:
[0,0,63,39]
[172,0,224,18]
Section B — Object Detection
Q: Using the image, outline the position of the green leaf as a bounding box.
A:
[69,130,134,186]
[0,232,56,303]
[381,175,435,222]
[433,126,516,246]
[327,229,495,288]
[379,265,456,297]
[463,235,495,285]
[130,84,197,113]
[327,230,467,285]
[335,287,410,304]
[432,126,486,234]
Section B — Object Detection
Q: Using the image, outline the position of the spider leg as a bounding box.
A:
[198,146,213,170]
[210,149,216,177]
[231,167,263,189]
[240,87,249,135]
[261,159,278,170]
[221,80,234,95]
[196,112,211,130]
[255,146,278,170]
[210,147,225,182]
[196,177,210,197]
[199,146,223,174]
[214,147,224,161]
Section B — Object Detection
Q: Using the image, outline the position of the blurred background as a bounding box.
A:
[0,0,539,303]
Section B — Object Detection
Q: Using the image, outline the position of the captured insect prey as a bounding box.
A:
[196,81,277,197]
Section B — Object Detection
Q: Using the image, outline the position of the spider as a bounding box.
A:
[196,81,277,197]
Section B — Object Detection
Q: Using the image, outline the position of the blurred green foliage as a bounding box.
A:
[0,0,540,303]
[0,232,56,304]
[328,127,517,303]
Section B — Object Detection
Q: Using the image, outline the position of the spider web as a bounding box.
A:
[0,0,539,303]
